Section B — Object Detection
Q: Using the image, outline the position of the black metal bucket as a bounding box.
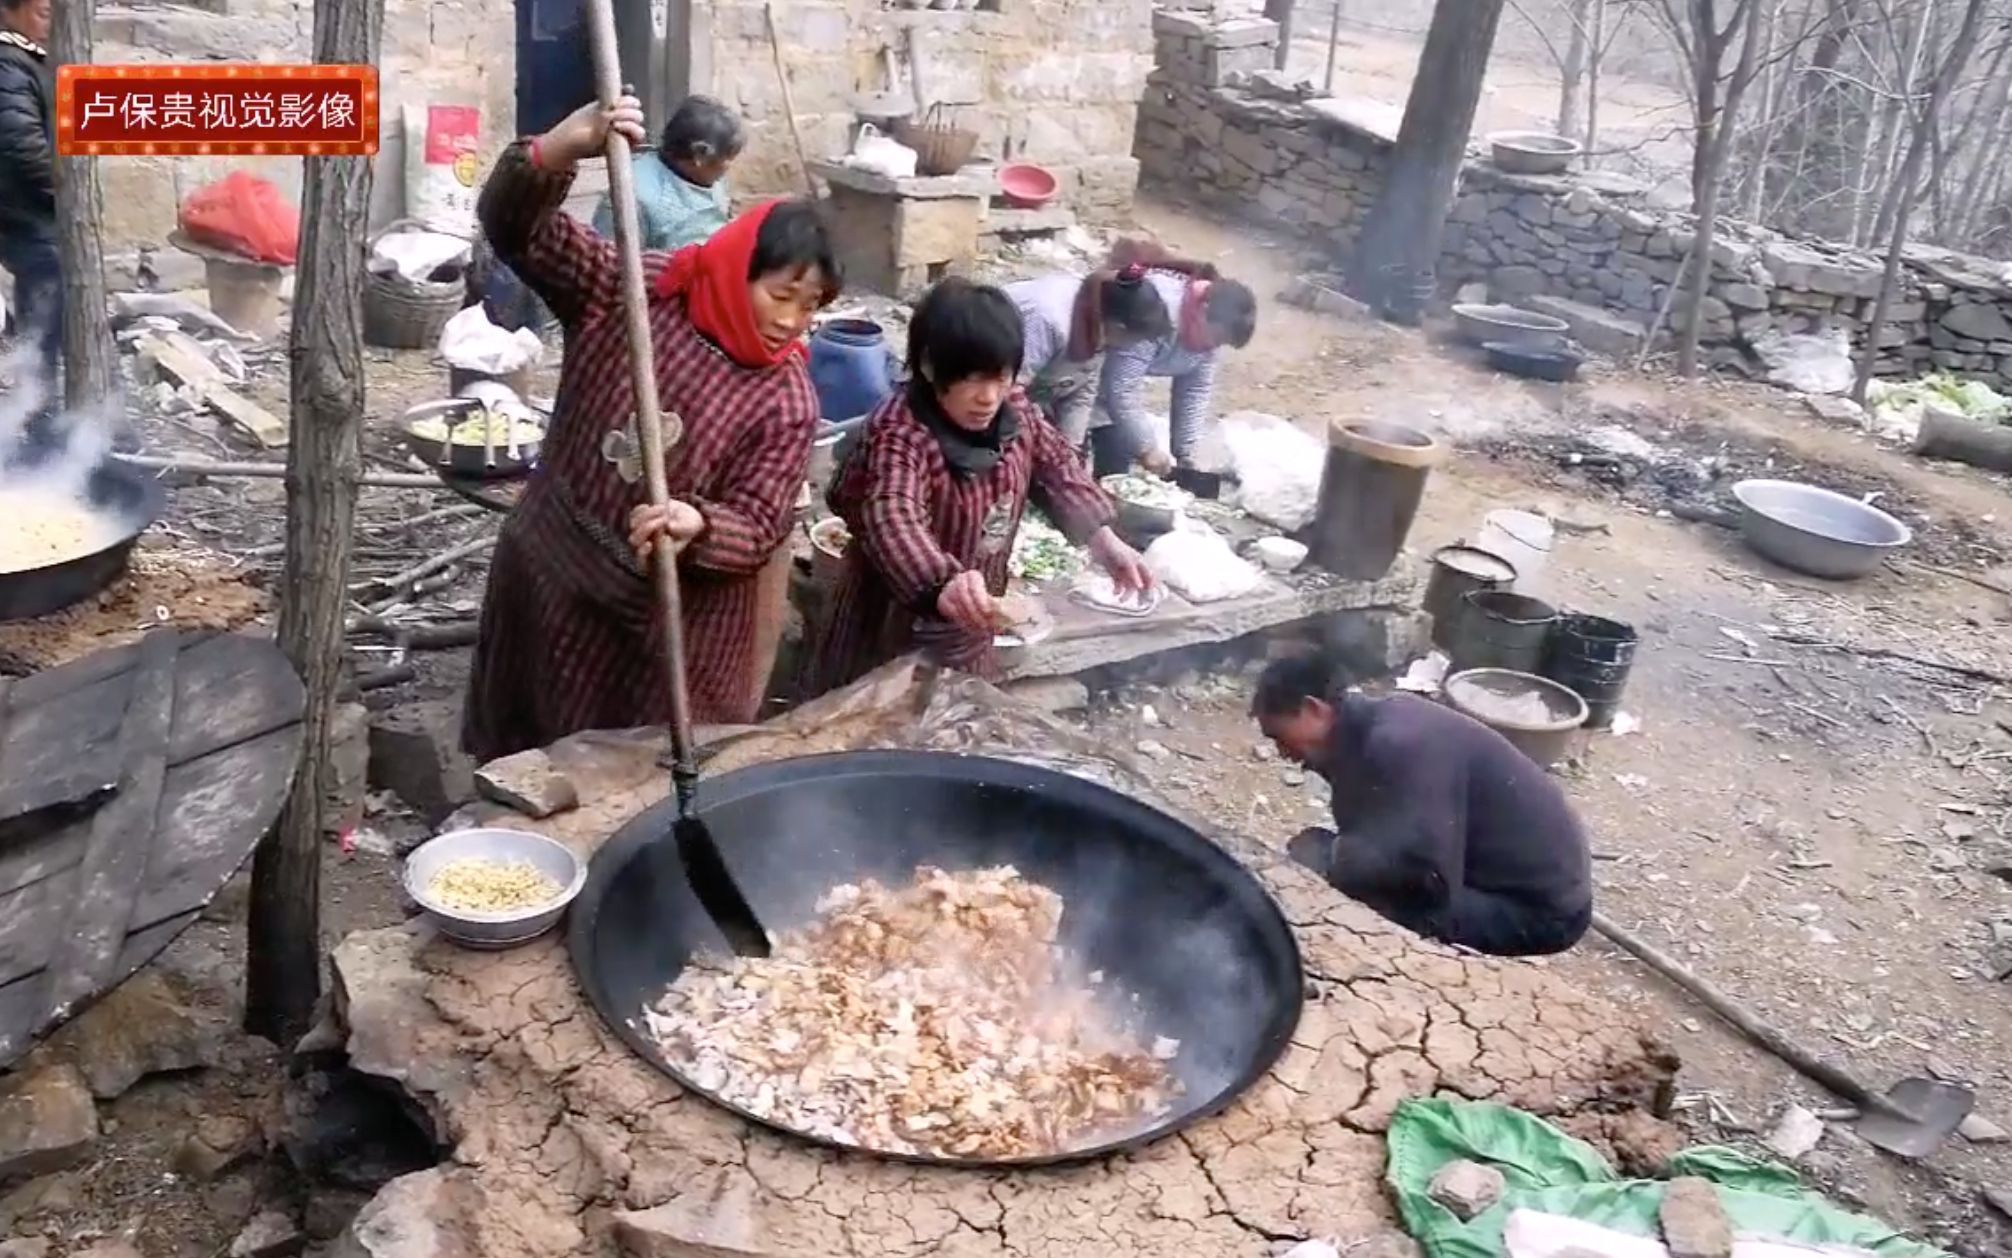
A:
[1542,614,1639,731]
[1424,545,1519,649]
[567,750,1305,1168]
[1445,589,1559,675]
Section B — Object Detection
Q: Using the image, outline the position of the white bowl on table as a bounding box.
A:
[402,828,587,949]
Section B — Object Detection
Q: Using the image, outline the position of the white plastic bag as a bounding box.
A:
[1750,327,1853,396]
[844,124,919,180]
[1143,520,1262,603]
[369,226,472,284]
[438,304,542,375]
[1220,410,1324,531]
[402,103,482,238]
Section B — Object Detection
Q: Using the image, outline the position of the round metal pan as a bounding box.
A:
[400,399,542,480]
[0,460,168,622]
[567,750,1304,1168]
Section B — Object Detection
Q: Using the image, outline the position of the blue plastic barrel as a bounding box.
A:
[809,319,897,421]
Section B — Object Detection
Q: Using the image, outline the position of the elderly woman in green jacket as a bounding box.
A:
[592,94,742,251]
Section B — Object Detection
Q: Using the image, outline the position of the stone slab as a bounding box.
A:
[1304,96,1402,148]
[1524,294,1654,358]
[809,161,997,202]
[325,661,1678,1258]
[1002,558,1421,681]
[979,204,1077,239]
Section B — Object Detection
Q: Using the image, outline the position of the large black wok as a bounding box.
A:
[568,750,1305,1168]
[0,459,166,622]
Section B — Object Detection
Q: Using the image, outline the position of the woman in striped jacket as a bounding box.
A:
[812,279,1154,692]
[463,95,838,762]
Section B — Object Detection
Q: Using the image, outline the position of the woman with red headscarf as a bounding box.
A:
[462,95,839,763]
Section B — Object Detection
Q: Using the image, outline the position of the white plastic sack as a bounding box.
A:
[438,304,542,375]
[843,124,919,180]
[1220,410,1324,532]
[402,103,482,238]
[1143,520,1262,603]
[1504,1209,1668,1258]
[370,227,473,284]
[1750,327,1854,396]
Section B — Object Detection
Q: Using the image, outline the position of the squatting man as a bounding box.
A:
[1252,654,1593,957]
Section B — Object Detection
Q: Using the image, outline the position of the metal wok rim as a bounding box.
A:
[566,749,1306,1169]
[0,459,167,618]
[31,458,169,566]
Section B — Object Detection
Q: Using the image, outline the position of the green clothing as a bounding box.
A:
[591,154,730,252]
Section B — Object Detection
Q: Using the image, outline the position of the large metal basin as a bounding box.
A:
[1731,478,1912,579]
[1451,302,1570,350]
[567,750,1305,1168]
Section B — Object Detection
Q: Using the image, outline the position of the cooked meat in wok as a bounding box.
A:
[640,865,1181,1159]
[0,488,124,574]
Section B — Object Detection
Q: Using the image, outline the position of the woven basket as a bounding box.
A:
[364,270,464,350]
[364,218,471,350]
[893,114,977,176]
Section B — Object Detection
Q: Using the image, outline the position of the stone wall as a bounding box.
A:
[690,0,1154,219]
[90,0,515,254]
[1134,7,2012,386]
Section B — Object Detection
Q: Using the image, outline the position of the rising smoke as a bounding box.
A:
[0,343,117,498]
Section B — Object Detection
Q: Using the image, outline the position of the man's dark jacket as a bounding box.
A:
[0,31,56,247]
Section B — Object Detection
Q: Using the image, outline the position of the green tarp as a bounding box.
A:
[1385,1098,1950,1258]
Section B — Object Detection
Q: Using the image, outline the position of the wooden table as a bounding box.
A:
[0,630,305,1067]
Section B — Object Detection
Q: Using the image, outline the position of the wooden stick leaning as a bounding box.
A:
[581,11,771,956]
[580,20,701,798]
[763,1,816,195]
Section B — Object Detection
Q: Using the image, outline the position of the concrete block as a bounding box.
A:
[1204,16,1278,49]
[893,195,983,268]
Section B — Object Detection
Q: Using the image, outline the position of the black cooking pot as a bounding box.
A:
[0,460,167,622]
[568,750,1305,1168]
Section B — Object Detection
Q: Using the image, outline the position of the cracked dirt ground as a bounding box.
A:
[329,666,1674,1258]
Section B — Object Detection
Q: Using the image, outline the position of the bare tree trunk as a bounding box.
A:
[1852,0,1989,404]
[1323,0,1347,94]
[49,0,116,414]
[1939,33,2012,242]
[1558,0,1593,138]
[1585,0,1607,161]
[244,0,385,1048]
[1677,0,1766,378]
[1866,0,1934,246]
[1344,0,1509,323]
[1743,0,1781,221]
[1953,95,2012,244]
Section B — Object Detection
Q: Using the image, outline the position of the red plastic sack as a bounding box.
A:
[177,171,300,265]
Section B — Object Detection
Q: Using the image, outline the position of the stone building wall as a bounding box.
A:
[1134,7,2012,386]
[90,0,515,255]
[690,0,1154,219]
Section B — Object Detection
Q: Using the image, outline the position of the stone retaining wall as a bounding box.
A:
[1134,7,2012,385]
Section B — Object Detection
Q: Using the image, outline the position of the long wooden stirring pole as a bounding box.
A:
[581,3,770,956]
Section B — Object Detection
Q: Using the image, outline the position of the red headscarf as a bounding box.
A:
[652,199,806,370]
